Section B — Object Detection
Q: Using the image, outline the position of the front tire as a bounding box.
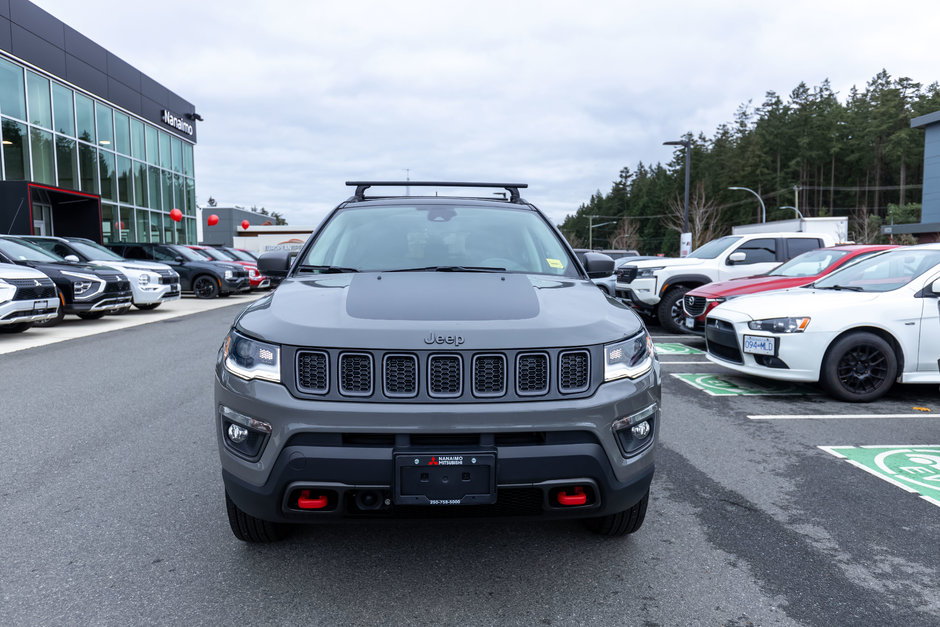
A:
[820,332,898,402]
[225,492,286,543]
[192,275,220,299]
[583,490,649,537]
[0,322,33,333]
[77,312,105,320]
[656,287,690,334]
[134,303,160,311]
[34,291,65,327]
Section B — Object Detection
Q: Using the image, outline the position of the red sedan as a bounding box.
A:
[680,244,897,335]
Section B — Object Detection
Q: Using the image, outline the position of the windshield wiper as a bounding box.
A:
[296,264,359,273]
[817,284,864,292]
[386,265,506,273]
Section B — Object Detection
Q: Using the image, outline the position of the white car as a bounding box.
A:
[0,262,60,332]
[704,244,940,401]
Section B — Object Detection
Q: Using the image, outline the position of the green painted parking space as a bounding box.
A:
[671,373,814,396]
[819,446,940,508]
[654,343,705,356]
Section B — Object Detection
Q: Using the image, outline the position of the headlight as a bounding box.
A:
[138,273,151,286]
[604,332,654,381]
[224,269,233,279]
[249,267,260,277]
[747,317,810,333]
[222,329,280,382]
[62,271,102,299]
[636,266,665,279]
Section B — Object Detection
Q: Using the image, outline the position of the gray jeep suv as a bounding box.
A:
[215,182,660,542]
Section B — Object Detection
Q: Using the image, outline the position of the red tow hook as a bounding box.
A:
[557,486,587,506]
[297,490,328,510]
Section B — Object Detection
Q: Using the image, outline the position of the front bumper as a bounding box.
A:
[215,365,660,523]
[69,294,133,314]
[704,315,823,382]
[0,297,59,325]
[222,277,251,294]
[614,277,659,307]
[131,281,181,305]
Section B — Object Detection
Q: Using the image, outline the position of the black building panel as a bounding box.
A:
[64,52,108,98]
[107,76,141,112]
[0,1,10,18]
[63,25,106,68]
[10,0,62,47]
[0,16,11,51]
[140,72,168,103]
[106,51,139,90]
[11,23,65,76]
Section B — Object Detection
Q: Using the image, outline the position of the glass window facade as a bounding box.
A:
[0,54,197,244]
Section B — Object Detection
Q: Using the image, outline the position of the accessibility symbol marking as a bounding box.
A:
[819,445,940,508]
[654,343,705,356]
[671,373,813,396]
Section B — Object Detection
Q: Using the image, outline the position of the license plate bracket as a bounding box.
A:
[394,453,496,505]
[743,334,776,355]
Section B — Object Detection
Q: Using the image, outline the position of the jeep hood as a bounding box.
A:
[236,272,645,349]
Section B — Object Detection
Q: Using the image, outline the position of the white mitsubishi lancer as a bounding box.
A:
[704,244,940,401]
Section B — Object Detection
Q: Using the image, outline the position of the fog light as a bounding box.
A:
[631,420,650,439]
[227,423,248,443]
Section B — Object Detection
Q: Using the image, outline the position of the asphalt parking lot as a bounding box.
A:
[1,299,938,625]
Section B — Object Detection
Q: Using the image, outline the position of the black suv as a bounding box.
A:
[216,182,660,542]
[0,236,132,325]
[107,243,250,298]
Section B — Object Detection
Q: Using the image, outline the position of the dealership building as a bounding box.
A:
[0,0,199,244]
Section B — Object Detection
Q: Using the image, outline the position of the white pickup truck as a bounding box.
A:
[614,232,839,333]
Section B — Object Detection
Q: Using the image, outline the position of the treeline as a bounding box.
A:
[560,70,940,255]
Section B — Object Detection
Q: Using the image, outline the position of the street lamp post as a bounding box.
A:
[728,186,766,223]
[588,216,614,249]
[663,139,691,256]
[780,206,804,219]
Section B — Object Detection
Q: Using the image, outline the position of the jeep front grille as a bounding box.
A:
[559,350,590,393]
[384,354,418,397]
[516,353,549,396]
[472,354,506,397]
[428,354,462,398]
[339,353,373,396]
[297,350,329,393]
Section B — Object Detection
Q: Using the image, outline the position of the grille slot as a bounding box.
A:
[428,354,462,398]
[384,354,418,398]
[617,267,637,283]
[683,295,707,316]
[705,318,743,364]
[516,353,549,396]
[297,350,329,394]
[339,352,373,396]
[559,350,590,393]
[9,277,56,301]
[472,354,506,397]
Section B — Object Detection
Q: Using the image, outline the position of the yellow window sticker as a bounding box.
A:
[546,258,564,269]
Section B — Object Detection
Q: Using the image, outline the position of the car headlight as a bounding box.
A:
[138,272,151,286]
[636,266,664,279]
[747,317,810,333]
[224,269,233,279]
[604,332,655,381]
[222,329,280,382]
[62,271,102,299]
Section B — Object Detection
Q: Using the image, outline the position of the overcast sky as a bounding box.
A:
[34,0,940,226]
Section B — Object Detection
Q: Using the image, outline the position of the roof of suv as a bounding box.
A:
[341,181,533,207]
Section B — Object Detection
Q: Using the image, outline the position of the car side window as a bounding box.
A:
[733,238,776,264]
[150,246,176,261]
[785,238,822,260]
[53,243,72,258]
[121,245,146,259]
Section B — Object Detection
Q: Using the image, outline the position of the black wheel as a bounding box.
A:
[821,332,898,402]
[656,286,690,334]
[583,490,649,537]
[134,303,160,311]
[192,275,220,299]
[34,291,65,327]
[77,312,105,320]
[225,492,286,543]
[0,322,33,333]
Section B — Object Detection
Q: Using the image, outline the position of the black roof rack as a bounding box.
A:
[345,181,528,203]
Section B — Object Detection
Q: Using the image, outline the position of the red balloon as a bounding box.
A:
[241,220,250,230]
[170,208,183,222]
[207,214,219,226]
[115,221,125,230]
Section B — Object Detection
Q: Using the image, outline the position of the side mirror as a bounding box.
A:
[728,251,746,265]
[583,252,615,279]
[932,278,940,295]
[258,251,293,277]
[64,254,80,263]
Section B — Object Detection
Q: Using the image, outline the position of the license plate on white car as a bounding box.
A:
[743,335,776,355]
[685,316,695,329]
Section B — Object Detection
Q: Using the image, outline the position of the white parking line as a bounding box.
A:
[0,294,261,355]
[749,414,935,420]
[659,360,710,365]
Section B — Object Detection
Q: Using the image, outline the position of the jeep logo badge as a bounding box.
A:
[424,333,465,346]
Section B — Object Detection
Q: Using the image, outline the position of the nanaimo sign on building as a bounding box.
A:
[161,110,194,136]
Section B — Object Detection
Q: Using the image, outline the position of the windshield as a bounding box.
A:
[768,249,849,277]
[301,204,580,276]
[225,248,256,262]
[169,245,210,262]
[814,248,940,292]
[197,247,235,261]
[68,240,124,261]
[687,236,742,260]
[0,237,63,262]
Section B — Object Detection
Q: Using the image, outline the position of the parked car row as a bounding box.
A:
[675,243,940,402]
